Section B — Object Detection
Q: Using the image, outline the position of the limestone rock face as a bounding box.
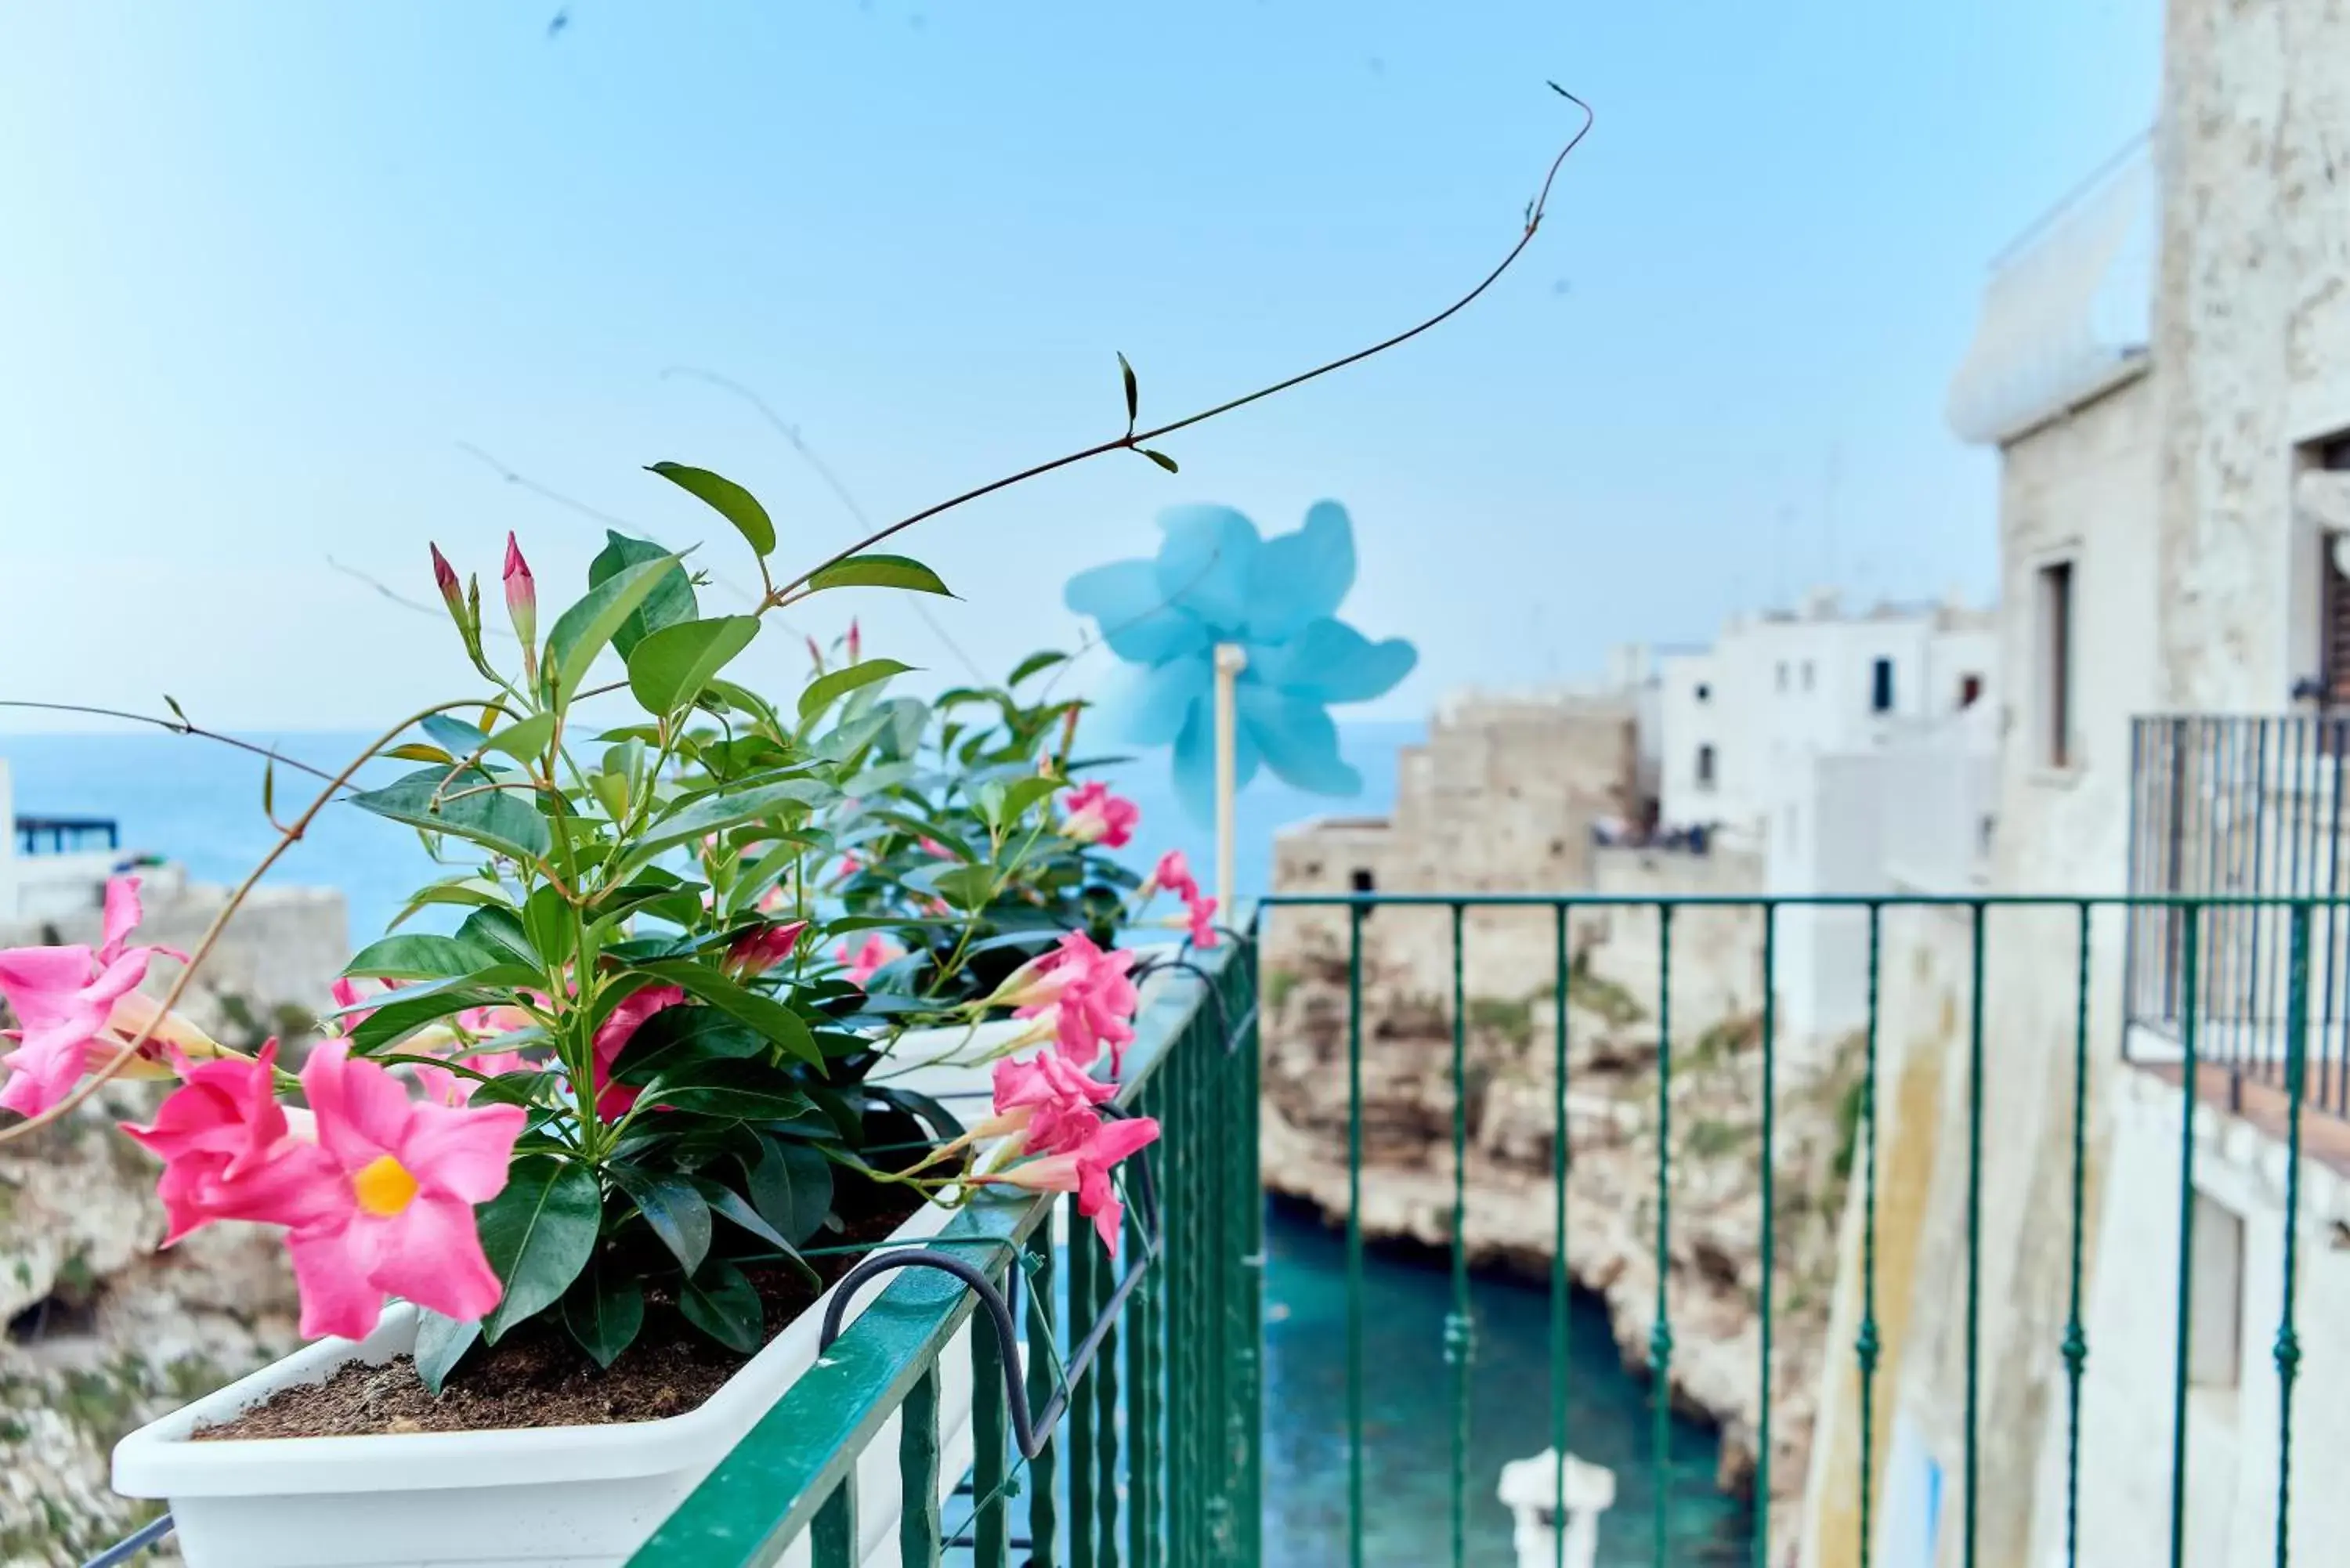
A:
[1259,933,1856,1560]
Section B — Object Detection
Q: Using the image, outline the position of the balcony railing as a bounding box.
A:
[76,894,2348,1566]
[13,813,120,856]
[2128,714,2350,1113]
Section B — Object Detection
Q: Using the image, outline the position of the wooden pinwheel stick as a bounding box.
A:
[1213,641,1248,923]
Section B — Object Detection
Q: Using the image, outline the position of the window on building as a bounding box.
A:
[1695,744,1716,788]
[1802,660,1816,692]
[2319,526,2350,706]
[1695,682,1712,703]
[2322,432,2350,471]
[2187,1192,2244,1390]
[2037,561,2075,768]
[1349,867,1376,895]
[1775,661,1788,692]
[1871,657,1895,714]
[1959,673,1984,709]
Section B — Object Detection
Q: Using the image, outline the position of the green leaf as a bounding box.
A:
[747,1136,834,1245]
[610,1165,712,1274]
[588,531,700,659]
[801,555,953,598]
[389,876,512,930]
[678,1258,765,1354]
[547,550,688,705]
[930,863,999,913]
[486,711,559,764]
[479,1155,602,1341]
[1117,350,1138,425]
[421,714,491,757]
[799,658,916,723]
[686,1176,815,1278]
[342,934,494,982]
[612,1006,767,1083]
[522,883,577,973]
[163,694,192,729]
[620,778,833,875]
[639,1057,820,1120]
[1007,649,1067,687]
[627,964,822,1068]
[347,982,504,1053]
[459,905,540,970]
[646,462,776,558]
[350,765,551,864]
[413,1309,481,1395]
[627,614,762,716]
[559,1255,644,1370]
[384,742,455,764]
[1141,448,1178,473]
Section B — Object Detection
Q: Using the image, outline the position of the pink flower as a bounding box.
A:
[414,1050,533,1108]
[728,919,809,978]
[757,883,793,915]
[1186,894,1220,950]
[590,984,686,1119]
[847,618,862,667]
[0,876,202,1117]
[1007,932,1139,1071]
[283,1042,526,1340]
[1150,849,1198,903]
[978,1050,1116,1154]
[330,976,398,1032]
[982,1115,1160,1252]
[1059,781,1140,849]
[121,1042,339,1245]
[919,837,955,860]
[429,543,462,615]
[837,934,900,989]
[504,532,537,680]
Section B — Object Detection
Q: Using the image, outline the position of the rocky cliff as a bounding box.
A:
[1259,934,1860,1559]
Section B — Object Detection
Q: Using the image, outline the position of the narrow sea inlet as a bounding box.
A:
[1258,1203,1753,1566]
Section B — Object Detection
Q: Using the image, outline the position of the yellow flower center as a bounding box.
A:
[352,1154,419,1217]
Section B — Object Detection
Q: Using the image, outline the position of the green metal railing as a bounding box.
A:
[628,891,2337,1568]
[631,934,1264,1568]
[1257,892,2339,1568]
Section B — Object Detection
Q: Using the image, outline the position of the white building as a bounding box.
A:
[1658,593,1995,850]
[1653,594,1998,1042]
[1801,4,2350,1562]
[0,757,128,925]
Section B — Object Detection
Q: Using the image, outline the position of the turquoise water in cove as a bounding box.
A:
[5,724,1751,1564]
[1260,1204,1752,1566]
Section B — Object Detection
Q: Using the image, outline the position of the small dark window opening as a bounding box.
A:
[2321,432,2350,471]
[1350,868,1376,895]
[1871,657,1895,714]
[2321,530,2350,706]
[2039,561,2075,767]
[1959,673,1984,709]
[1695,744,1716,787]
[1694,682,1712,703]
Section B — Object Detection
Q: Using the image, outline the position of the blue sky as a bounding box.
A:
[0,0,2161,732]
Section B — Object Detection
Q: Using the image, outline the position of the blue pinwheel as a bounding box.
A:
[1065,501,1416,822]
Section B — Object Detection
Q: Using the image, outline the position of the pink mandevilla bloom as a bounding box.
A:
[330,976,399,1033]
[0,876,202,1117]
[979,1050,1117,1155]
[121,1041,337,1244]
[503,531,537,678]
[282,1042,526,1340]
[837,934,900,988]
[1010,932,1139,1071]
[983,1115,1161,1252]
[728,919,810,978]
[1151,849,1199,903]
[590,984,686,1119]
[1058,781,1141,849]
[1184,894,1220,949]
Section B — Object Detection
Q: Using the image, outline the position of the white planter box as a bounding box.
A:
[114,1200,987,1568]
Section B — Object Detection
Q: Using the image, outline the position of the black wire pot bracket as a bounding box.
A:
[815,1113,1163,1465]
